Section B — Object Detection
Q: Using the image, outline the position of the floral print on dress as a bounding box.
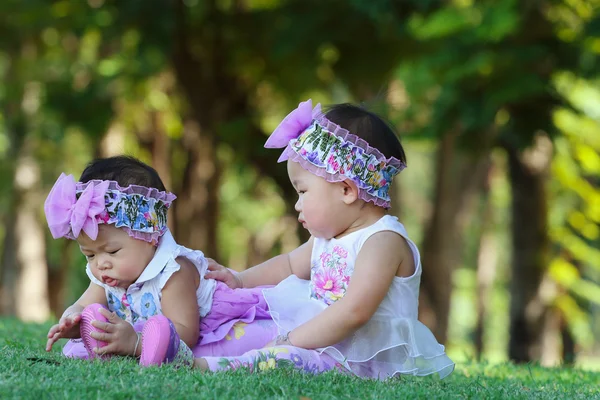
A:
[140,292,158,317]
[225,322,248,341]
[215,347,336,375]
[102,284,161,325]
[120,293,140,323]
[107,292,127,320]
[107,292,120,310]
[217,347,293,372]
[310,245,351,305]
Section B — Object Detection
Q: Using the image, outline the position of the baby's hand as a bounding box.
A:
[205,258,243,289]
[46,312,82,352]
[89,307,138,357]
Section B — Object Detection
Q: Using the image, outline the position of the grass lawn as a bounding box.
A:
[1,319,598,399]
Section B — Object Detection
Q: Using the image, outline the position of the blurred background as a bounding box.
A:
[0,0,599,369]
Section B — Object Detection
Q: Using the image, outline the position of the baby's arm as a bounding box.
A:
[207,237,313,288]
[284,231,411,348]
[87,258,201,357]
[159,256,201,349]
[45,282,106,351]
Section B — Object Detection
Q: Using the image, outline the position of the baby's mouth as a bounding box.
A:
[102,276,118,287]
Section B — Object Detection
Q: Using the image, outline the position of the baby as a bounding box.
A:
[45,156,271,365]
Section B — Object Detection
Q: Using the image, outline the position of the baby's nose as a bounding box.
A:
[97,259,111,270]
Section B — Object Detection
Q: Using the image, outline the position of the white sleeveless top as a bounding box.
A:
[263,215,455,379]
[86,229,216,325]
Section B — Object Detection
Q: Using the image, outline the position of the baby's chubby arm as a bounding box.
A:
[45,282,106,351]
[87,258,201,357]
[285,231,412,349]
[205,237,313,289]
[159,256,201,349]
[88,257,201,356]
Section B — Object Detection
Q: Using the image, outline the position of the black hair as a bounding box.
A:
[324,103,406,164]
[79,155,167,191]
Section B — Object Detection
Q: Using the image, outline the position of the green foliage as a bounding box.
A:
[391,0,600,355]
[549,72,600,347]
[395,0,600,147]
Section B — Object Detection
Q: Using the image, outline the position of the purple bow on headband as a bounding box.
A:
[44,173,109,240]
[264,99,322,148]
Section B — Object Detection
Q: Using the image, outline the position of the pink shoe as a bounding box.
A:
[140,315,193,367]
[80,303,109,359]
[139,315,177,366]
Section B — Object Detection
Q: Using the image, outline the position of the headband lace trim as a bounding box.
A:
[44,173,175,244]
[265,99,406,208]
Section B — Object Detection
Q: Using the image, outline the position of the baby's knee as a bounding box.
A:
[193,357,209,371]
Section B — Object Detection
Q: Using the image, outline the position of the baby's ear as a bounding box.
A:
[340,179,359,205]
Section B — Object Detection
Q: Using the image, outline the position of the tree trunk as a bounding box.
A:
[540,303,561,367]
[174,120,220,258]
[560,257,580,366]
[131,110,176,234]
[419,133,492,344]
[0,53,25,317]
[169,0,305,260]
[47,240,72,318]
[14,155,50,322]
[0,204,18,316]
[474,164,496,360]
[505,134,552,362]
[150,112,172,191]
[561,315,575,366]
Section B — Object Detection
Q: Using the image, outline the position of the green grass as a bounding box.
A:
[1,319,598,399]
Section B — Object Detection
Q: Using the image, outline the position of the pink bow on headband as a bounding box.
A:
[264,99,322,148]
[44,173,109,240]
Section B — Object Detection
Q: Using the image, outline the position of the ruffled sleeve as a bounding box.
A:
[165,247,216,318]
[156,258,182,291]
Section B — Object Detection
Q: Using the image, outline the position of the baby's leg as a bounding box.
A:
[193,319,278,358]
[140,315,194,367]
[195,346,346,375]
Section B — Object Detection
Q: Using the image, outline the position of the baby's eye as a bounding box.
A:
[297,190,306,195]
[85,254,94,259]
[108,249,120,255]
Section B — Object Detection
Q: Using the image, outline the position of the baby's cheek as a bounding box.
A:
[92,269,103,282]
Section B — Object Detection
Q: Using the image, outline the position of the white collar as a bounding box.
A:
[134,229,179,284]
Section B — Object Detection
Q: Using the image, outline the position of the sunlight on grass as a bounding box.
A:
[1,319,599,399]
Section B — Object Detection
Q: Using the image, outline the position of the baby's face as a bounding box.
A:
[287,160,348,239]
[77,224,156,289]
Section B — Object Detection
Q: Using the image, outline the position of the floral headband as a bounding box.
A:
[44,173,175,244]
[265,99,406,208]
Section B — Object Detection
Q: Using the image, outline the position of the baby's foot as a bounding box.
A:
[139,315,193,367]
[80,303,109,359]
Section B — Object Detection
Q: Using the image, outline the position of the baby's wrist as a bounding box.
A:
[274,331,294,346]
[235,274,244,289]
[62,305,83,319]
[61,311,79,321]
[132,332,142,357]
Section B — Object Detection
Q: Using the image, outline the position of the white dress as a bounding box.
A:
[86,229,217,325]
[263,215,455,379]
